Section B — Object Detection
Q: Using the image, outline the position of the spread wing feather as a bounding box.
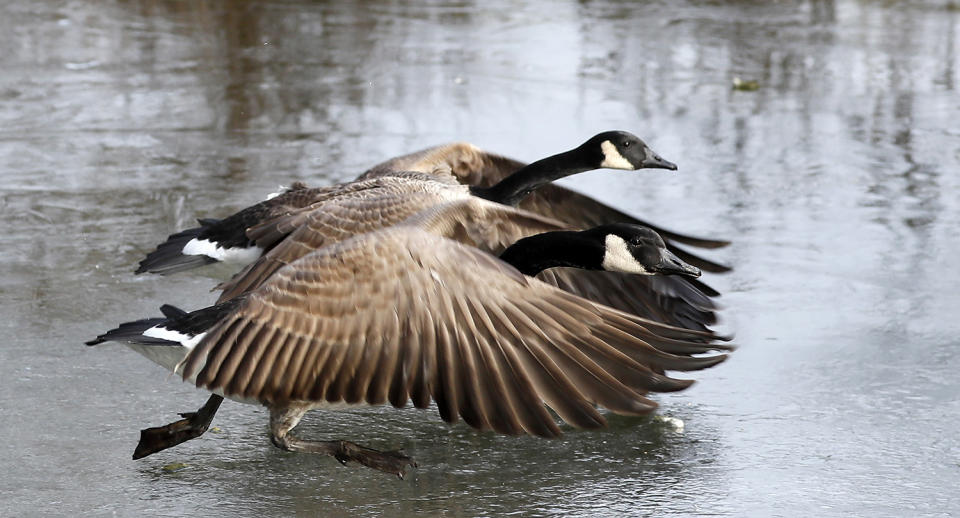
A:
[180,228,728,437]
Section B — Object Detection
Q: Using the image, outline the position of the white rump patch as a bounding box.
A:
[600,140,634,170]
[182,238,263,264]
[144,326,207,350]
[601,235,650,274]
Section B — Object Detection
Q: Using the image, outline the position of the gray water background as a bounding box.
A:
[1,0,958,516]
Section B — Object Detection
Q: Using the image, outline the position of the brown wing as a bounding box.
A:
[180,228,729,437]
[248,182,351,227]
[219,178,575,302]
[242,176,423,251]
[216,179,470,302]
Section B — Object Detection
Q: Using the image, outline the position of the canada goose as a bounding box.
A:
[121,197,727,460]
[135,131,676,276]
[358,141,731,272]
[89,211,730,477]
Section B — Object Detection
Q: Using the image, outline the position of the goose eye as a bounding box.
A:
[622,141,631,148]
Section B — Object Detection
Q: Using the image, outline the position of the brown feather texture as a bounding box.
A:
[215,179,564,302]
[180,227,729,437]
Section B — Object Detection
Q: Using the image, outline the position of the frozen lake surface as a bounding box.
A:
[1,1,958,516]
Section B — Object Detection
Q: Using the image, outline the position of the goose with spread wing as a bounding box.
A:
[89,200,731,477]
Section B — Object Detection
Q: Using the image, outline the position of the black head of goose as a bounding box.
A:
[88,223,729,478]
[468,131,676,207]
[499,223,700,278]
[134,131,675,275]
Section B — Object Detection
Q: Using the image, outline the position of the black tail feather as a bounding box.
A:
[86,299,243,347]
[135,226,217,275]
[160,304,188,319]
[85,317,170,346]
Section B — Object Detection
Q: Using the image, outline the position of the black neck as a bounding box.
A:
[469,147,594,206]
[498,231,604,276]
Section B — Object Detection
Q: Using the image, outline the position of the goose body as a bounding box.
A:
[90,216,730,475]
[136,131,674,275]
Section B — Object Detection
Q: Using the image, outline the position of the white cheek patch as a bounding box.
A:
[601,234,651,274]
[600,140,635,170]
[182,238,263,264]
[144,326,207,350]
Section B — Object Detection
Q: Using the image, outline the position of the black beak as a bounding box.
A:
[653,249,701,278]
[640,151,678,171]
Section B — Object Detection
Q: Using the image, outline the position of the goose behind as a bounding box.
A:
[135,131,676,276]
